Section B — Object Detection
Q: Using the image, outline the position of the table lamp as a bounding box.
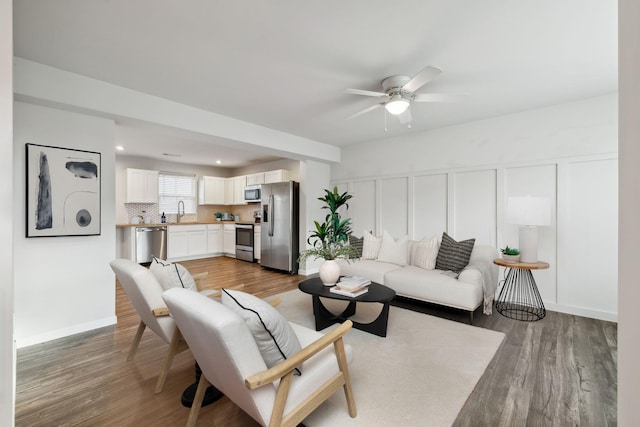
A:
[507,196,551,263]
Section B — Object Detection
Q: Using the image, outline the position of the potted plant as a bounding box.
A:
[501,246,520,263]
[298,187,359,285]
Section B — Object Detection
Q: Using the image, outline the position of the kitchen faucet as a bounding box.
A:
[177,200,185,223]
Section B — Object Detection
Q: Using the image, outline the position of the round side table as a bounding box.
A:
[493,258,549,322]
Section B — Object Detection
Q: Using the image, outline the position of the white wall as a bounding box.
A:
[0,0,14,423]
[333,95,618,321]
[618,0,640,422]
[333,94,617,179]
[298,160,331,275]
[13,102,117,348]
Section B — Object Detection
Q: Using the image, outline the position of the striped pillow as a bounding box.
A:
[435,232,475,273]
[348,235,364,258]
[362,230,381,260]
[412,236,440,270]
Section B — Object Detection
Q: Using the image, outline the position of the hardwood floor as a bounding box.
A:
[15,257,617,426]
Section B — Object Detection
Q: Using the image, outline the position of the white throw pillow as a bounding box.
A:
[149,258,197,291]
[376,230,409,266]
[361,230,382,260]
[412,236,440,270]
[221,289,303,374]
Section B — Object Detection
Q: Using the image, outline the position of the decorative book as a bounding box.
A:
[330,286,369,298]
[338,275,371,291]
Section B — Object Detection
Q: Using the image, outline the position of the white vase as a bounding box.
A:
[319,260,340,286]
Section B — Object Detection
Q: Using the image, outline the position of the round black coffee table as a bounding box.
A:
[298,277,396,337]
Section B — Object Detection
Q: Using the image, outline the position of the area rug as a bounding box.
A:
[273,290,505,427]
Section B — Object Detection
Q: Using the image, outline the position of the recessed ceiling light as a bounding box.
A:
[216,160,222,164]
[115,145,124,151]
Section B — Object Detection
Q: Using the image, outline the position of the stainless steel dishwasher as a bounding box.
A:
[136,226,167,264]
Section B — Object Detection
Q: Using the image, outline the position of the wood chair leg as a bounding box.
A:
[155,329,183,394]
[269,371,294,426]
[127,321,146,361]
[334,338,357,418]
[186,375,210,427]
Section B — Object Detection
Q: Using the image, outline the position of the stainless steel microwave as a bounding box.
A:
[244,185,261,202]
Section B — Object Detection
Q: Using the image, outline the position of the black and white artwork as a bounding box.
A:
[26,143,101,237]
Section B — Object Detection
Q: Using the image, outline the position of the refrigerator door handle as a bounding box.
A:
[268,194,275,236]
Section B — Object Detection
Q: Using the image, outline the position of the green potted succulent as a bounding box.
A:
[501,246,520,263]
[298,187,359,285]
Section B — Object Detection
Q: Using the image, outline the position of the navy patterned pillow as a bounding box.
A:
[435,232,475,273]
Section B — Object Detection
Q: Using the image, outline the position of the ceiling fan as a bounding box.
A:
[345,65,462,125]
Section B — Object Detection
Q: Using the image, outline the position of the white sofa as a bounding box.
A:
[337,243,499,323]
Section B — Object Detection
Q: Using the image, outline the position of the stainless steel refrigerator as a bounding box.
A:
[261,181,299,274]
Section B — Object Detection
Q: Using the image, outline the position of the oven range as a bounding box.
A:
[235,223,255,262]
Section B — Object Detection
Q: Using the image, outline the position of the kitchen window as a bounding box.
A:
[158,172,197,214]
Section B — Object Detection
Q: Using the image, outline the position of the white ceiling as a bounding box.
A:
[13,0,617,168]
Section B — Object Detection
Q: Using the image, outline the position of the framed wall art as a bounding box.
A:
[26,143,101,237]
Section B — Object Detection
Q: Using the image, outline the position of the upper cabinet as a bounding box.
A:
[264,169,290,184]
[223,175,247,205]
[232,175,247,205]
[246,172,265,186]
[246,169,290,186]
[197,170,290,206]
[126,168,159,203]
[198,176,226,205]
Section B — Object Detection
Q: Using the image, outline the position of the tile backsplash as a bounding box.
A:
[123,203,261,224]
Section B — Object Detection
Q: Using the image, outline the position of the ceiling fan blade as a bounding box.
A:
[413,93,466,103]
[402,66,443,93]
[345,88,388,97]
[398,108,412,124]
[345,103,383,120]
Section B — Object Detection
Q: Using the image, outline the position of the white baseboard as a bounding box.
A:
[16,316,118,349]
[297,267,317,276]
[544,302,617,323]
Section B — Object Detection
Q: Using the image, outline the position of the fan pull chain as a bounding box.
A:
[384,109,388,132]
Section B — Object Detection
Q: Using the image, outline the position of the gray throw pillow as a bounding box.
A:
[221,289,302,375]
[149,257,197,291]
[435,232,475,273]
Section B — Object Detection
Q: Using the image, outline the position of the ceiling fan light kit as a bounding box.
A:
[385,94,410,115]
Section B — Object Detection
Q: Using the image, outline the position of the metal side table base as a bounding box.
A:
[495,267,546,322]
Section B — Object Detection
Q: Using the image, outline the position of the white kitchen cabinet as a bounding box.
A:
[207,224,223,254]
[168,224,207,260]
[198,176,226,205]
[223,175,249,205]
[254,225,261,261]
[264,169,290,184]
[246,172,265,186]
[233,175,247,204]
[224,178,234,205]
[126,168,159,203]
[223,224,236,256]
[188,229,207,255]
[168,229,189,259]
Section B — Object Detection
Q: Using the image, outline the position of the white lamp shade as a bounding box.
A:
[507,196,551,226]
[385,95,410,115]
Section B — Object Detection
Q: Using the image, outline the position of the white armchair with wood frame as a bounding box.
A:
[162,287,357,427]
[110,258,219,393]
